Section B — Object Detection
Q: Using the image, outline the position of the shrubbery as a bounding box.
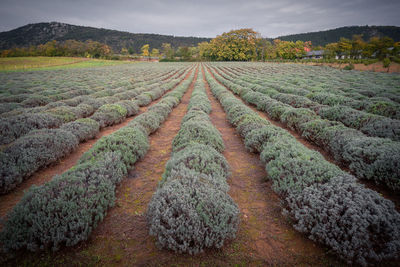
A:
[148,70,239,254]
[60,118,100,142]
[90,104,127,127]
[0,113,63,145]
[286,175,400,266]
[210,67,400,191]
[0,152,125,251]
[0,65,194,252]
[147,169,239,254]
[0,129,79,194]
[205,67,400,265]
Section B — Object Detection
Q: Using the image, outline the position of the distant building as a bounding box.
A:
[303,50,324,59]
[335,53,350,60]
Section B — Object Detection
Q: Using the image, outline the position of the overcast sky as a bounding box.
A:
[1,0,399,38]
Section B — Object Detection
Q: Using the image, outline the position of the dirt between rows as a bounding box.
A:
[211,66,400,210]
[0,67,192,221]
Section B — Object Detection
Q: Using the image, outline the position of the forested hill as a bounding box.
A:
[275,26,400,46]
[0,22,211,53]
[2,23,400,52]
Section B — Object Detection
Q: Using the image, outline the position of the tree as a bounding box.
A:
[121,47,129,55]
[207,28,261,61]
[141,44,150,58]
[199,41,211,60]
[337,37,352,57]
[366,36,394,59]
[176,46,191,61]
[162,43,174,60]
[150,48,160,58]
[350,34,366,58]
[255,38,269,61]
[324,42,339,59]
[273,39,307,59]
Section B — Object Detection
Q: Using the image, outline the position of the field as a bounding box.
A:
[0,57,131,72]
[0,62,399,266]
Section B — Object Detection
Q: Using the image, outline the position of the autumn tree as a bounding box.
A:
[198,41,211,60]
[151,48,160,58]
[350,34,366,58]
[365,36,395,59]
[273,39,308,59]
[207,28,261,61]
[141,44,150,58]
[121,47,129,55]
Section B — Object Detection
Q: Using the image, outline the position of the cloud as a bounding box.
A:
[0,0,399,37]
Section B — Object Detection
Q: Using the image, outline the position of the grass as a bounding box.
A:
[0,56,133,72]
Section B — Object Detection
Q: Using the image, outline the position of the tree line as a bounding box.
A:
[1,40,112,58]
[1,28,399,62]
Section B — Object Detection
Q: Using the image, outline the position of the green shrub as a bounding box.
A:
[21,95,51,107]
[343,63,354,70]
[286,175,400,266]
[0,102,21,114]
[236,114,270,137]
[90,104,127,128]
[129,112,164,135]
[383,58,391,68]
[0,152,125,251]
[0,113,63,145]
[60,118,100,142]
[280,108,317,131]
[147,171,239,255]
[79,127,149,172]
[0,129,79,194]
[135,93,153,106]
[172,121,224,153]
[181,109,211,124]
[115,100,140,116]
[163,144,230,184]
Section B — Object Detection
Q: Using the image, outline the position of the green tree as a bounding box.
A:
[162,43,174,60]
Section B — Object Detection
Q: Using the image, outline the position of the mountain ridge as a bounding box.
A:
[274,25,400,46]
[1,22,400,52]
[0,22,211,53]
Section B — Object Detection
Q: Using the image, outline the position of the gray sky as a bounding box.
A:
[1,0,399,38]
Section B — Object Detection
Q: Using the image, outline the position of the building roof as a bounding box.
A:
[306,50,324,56]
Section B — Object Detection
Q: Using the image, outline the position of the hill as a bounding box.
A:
[275,25,400,46]
[0,22,211,53]
[2,23,400,53]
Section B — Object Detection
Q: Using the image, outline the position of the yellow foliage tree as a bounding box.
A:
[141,44,150,58]
[207,29,261,61]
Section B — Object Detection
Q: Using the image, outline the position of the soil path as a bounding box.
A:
[208,65,400,210]
[0,67,192,220]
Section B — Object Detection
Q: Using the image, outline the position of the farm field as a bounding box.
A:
[0,57,131,72]
[0,62,399,266]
